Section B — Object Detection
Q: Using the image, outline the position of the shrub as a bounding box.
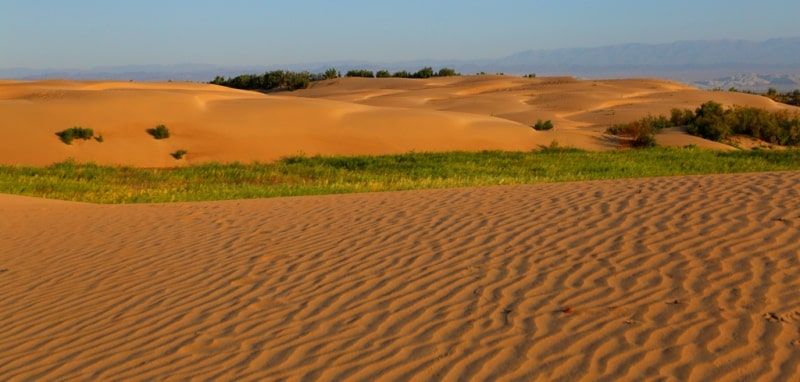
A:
[376,70,391,78]
[606,114,671,148]
[147,124,170,139]
[285,72,311,91]
[532,119,554,131]
[392,70,411,78]
[57,126,94,144]
[670,108,695,126]
[413,67,435,79]
[345,69,374,78]
[323,68,340,80]
[171,149,187,159]
[437,67,459,77]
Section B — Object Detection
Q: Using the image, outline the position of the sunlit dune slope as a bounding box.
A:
[1,76,797,167]
[0,79,538,167]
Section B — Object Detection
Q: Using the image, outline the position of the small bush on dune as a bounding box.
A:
[147,124,170,139]
[171,149,187,159]
[57,126,94,144]
[532,119,554,131]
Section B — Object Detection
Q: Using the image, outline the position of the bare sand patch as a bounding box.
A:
[2,171,800,380]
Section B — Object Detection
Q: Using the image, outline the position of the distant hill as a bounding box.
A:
[692,73,800,93]
[2,37,798,90]
[503,37,800,67]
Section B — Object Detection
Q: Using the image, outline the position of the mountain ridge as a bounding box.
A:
[3,37,798,91]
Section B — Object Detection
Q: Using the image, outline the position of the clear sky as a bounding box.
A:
[2,0,799,69]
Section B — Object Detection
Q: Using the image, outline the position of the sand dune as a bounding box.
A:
[2,76,798,167]
[2,171,799,380]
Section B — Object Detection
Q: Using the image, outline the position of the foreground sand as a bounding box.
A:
[2,172,799,381]
[3,76,796,167]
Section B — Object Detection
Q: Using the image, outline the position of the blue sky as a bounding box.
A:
[2,0,798,69]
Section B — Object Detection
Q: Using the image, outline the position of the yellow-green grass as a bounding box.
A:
[2,147,800,204]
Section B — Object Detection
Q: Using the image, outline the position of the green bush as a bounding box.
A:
[413,67,435,79]
[323,68,340,80]
[171,149,187,159]
[606,115,671,148]
[345,69,374,78]
[670,108,695,126]
[57,127,94,144]
[532,119,554,131]
[437,67,459,77]
[147,124,170,139]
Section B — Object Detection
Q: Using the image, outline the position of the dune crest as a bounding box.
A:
[2,171,800,380]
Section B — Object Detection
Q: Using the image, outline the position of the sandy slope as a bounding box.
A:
[2,76,797,167]
[2,171,800,381]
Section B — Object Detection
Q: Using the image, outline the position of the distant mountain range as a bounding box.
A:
[694,73,800,93]
[3,37,799,91]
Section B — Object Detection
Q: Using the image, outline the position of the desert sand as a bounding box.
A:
[2,75,797,167]
[2,171,800,381]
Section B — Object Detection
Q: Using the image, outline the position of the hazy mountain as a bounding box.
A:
[693,73,800,92]
[2,38,799,91]
[503,37,800,67]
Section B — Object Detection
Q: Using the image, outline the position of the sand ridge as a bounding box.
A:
[2,76,799,167]
[2,171,800,380]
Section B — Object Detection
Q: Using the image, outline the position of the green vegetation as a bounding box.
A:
[728,87,800,107]
[171,149,187,160]
[672,101,800,145]
[436,67,459,77]
[323,68,340,80]
[57,127,95,144]
[524,73,537,78]
[389,67,459,78]
[2,148,800,204]
[210,66,462,92]
[532,119,554,131]
[607,115,672,148]
[147,124,170,139]
[346,69,375,78]
[606,101,800,147]
[210,70,313,91]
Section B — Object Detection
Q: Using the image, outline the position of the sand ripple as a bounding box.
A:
[1,172,800,380]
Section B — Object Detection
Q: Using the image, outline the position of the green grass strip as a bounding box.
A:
[2,147,800,204]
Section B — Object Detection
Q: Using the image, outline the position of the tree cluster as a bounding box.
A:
[674,101,800,145]
[210,70,314,91]
[210,66,461,92]
[607,101,800,148]
[344,67,460,79]
[726,87,800,107]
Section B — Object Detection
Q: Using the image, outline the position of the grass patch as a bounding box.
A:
[1,147,800,204]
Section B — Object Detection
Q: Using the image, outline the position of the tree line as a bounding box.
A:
[209,67,460,91]
[726,87,800,107]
